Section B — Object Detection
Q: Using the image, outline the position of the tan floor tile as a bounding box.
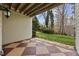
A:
[6,47,25,56]
[36,46,49,55]
[43,43,53,46]
[21,40,30,43]
[5,43,20,48]
[51,53,66,56]
[27,42,36,47]
[36,40,41,43]
[37,38,73,49]
[56,46,72,52]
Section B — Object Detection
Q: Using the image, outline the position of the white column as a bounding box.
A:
[0,10,2,55]
[75,3,79,54]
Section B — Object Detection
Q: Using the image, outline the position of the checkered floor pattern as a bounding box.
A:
[3,38,78,56]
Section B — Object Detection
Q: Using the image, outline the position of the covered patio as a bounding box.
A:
[0,3,78,56]
[3,38,78,56]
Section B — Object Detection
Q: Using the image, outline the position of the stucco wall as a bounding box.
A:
[75,3,79,54]
[2,11,32,45]
[0,11,2,51]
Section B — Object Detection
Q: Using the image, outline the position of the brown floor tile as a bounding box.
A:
[36,46,49,55]
[3,48,14,56]
[36,54,50,56]
[64,52,78,56]
[51,53,66,56]
[36,42,45,47]
[47,46,61,53]
[5,43,20,48]
[6,47,25,56]
[22,47,36,56]
[17,43,27,47]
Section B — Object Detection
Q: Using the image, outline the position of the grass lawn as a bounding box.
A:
[36,31,75,46]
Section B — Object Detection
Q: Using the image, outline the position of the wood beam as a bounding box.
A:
[29,3,62,16]
[28,4,52,16]
[11,3,15,10]
[19,3,29,13]
[6,3,12,9]
[10,3,12,9]
[11,3,19,10]
[26,3,44,15]
[15,3,21,11]
[23,3,35,14]
[16,3,25,12]
[1,3,62,17]
[0,3,9,9]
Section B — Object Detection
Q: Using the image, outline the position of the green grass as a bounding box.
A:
[36,31,75,46]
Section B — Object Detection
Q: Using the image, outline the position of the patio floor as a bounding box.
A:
[3,38,78,56]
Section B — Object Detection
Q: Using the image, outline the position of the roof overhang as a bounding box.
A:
[0,3,63,17]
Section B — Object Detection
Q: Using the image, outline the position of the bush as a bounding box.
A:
[32,30,36,37]
[42,29,54,34]
[63,33,68,36]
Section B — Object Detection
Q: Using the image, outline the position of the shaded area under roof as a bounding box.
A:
[0,3,62,17]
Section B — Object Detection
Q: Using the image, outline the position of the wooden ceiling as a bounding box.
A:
[1,3,62,17]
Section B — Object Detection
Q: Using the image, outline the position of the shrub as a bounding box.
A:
[42,29,54,34]
[63,33,68,36]
[32,30,36,37]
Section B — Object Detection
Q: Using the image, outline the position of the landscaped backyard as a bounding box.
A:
[36,31,75,46]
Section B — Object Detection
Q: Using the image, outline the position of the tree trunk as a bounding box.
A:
[60,5,65,34]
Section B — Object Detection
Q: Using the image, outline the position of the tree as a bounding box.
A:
[56,4,65,34]
[32,16,39,37]
[42,10,54,31]
[45,11,49,28]
[49,10,54,30]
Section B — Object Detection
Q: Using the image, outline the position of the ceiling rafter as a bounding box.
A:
[19,3,30,13]
[30,3,62,16]
[6,3,12,9]
[24,4,37,15]
[16,4,25,12]
[0,3,62,17]
[15,3,21,11]
[1,3,10,9]
[26,3,44,15]
[23,3,35,14]
[28,3,52,16]
[25,3,47,15]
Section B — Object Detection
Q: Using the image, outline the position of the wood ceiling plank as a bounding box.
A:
[1,3,10,9]
[9,3,12,9]
[1,3,62,17]
[15,3,21,11]
[6,3,12,9]
[19,3,30,13]
[29,3,62,16]
[16,3,25,12]
[28,3,52,16]
[11,3,16,10]
[26,3,44,15]
[23,3,35,14]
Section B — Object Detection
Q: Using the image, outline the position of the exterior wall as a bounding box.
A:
[0,11,2,52]
[75,3,79,54]
[2,11,32,45]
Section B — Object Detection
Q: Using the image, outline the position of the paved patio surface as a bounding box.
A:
[3,38,78,56]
